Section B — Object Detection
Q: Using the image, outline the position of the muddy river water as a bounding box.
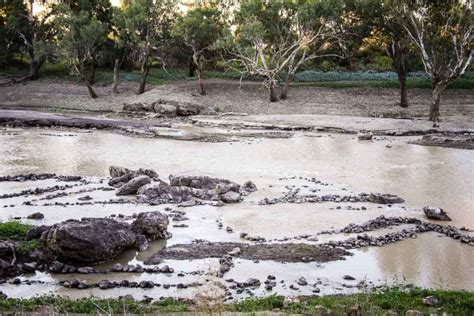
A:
[0,127,473,300]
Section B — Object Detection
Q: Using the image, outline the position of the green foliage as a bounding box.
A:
[401,0,473,83]
[0,0,29,66]
[113,0,176,62]
[0,221,31,240]
[0,287,472,314]
[0,295,189,314]
[173,6,228,54]
[228,294,284,312]
[16,239,41,255]
[52,0,112,82]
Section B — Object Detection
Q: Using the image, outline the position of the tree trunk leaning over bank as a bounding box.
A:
[74,65,98,99]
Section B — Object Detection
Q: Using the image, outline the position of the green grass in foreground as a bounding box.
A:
[0,286,472,315]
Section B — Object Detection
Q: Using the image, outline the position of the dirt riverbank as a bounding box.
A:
[1,78,473,122]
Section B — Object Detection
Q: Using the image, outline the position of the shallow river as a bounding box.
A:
[0,127,473,299]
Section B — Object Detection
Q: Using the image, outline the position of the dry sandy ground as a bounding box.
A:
[0,78,473,124]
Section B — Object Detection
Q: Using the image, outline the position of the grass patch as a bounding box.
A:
[0,287,472,315]
[283,286,474,315]
[0,221,31,240]
[228,294,284,312]
[16,239,41,255]
[0,296,189,314]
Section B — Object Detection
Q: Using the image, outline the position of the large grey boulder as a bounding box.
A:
[109,172,136,187]
[109,166,158,188]
[131,212,171,240]
[109,166,132,178]
[423,206,451,221]
[138,183,218,204]
[123,102,153,112]
[241,180,257,193]
[137,183,171,200]
[176,103,200,116]
[43,218,137,264]
[116,175,151,196]
[169,175,240,192]
[135,168,159,179]
[154,104,178,117]
[220,191,242,203]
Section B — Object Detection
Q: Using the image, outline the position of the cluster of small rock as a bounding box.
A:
[108,165,257,205]
[338,215,421,234]
[325,221,474,250]
[327,230,418,249]
[218,255,234,277]
[0,173,82,182]
[123,99,201,117]
[259,191,404,206]
[59,278,201,291]
[0,184,76,199]
[37,198,131,207]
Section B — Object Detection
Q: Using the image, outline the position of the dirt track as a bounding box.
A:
[0,79,473,122]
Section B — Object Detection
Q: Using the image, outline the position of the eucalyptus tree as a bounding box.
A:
[401,0,472,121]
[114,0,177,94]
[53,4,109,98]
[353,0,412,107]
[173,6,228,95]
[0,0,55,81]
[228,0,340,102]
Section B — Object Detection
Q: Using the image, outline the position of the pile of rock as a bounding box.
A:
[0,173,82,182]
[339,216,421,234]
[123,99,201,117]
[108,165,257,205]
[259,191,404,205]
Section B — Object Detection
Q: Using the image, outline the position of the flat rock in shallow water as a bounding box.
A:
[146,241,350,264]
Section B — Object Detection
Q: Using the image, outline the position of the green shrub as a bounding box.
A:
[0,221,31,240]
[319,60,338,72]
[16,240,41,255]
